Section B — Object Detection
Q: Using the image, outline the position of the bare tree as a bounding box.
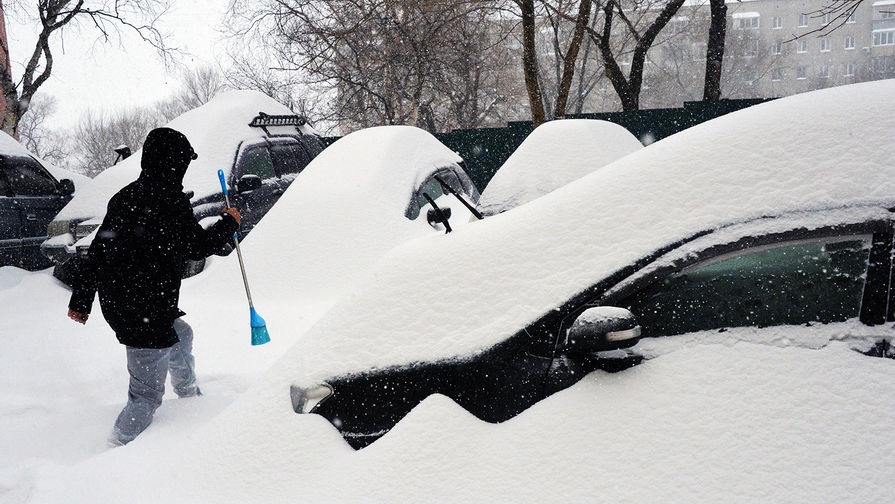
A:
[157,65,231,122]
[72,107,159,176]
[226,0,514,133]
[585,0,687,111]
[16,93,68,166]
[703,0,726,100]
[0,0,172,137]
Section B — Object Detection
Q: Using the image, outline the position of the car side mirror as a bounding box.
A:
[236,174,262,193]
[57,178,75,196]
[427,206,451,226]
[561,306,641,354]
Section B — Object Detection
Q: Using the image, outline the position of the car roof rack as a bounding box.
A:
[249,112,309,137]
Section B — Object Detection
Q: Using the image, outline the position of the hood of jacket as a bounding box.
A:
[139,127,198,190]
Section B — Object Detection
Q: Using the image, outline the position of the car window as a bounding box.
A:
[0,169,8,196]
[409,177,447,220]
[270,143,310,177]
[3,156,57,196]
[236,145,276,180]
[619,236,872,337]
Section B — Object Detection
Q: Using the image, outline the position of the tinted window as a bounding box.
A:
[270,143,310,176]
[237,146,276,180]
[410,177,447,220]
[4,156,57,196]
[621,237,872,337]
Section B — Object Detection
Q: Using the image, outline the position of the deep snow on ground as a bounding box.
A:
[10,316,895,503]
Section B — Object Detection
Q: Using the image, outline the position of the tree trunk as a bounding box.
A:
[703,0,727,101]
[554,0,592,119]
[519,0,547,127]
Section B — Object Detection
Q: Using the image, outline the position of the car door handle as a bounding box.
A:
[25,213,38,221]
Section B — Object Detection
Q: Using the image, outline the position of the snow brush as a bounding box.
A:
[218,169,270,346]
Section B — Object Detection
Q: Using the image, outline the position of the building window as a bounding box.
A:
[744,39,759,57]
[820,37,831,52]
[823,12,833,25]
[873,29,895,46]
[735,15,760,30]
[772,40,783,55]
[798,40,808,53]
[799,13,809,27]
[845,36,855,49]
[797,66,807,79]
[847,12,856,23]
[820,65,831,78]
[771,68,783,81]
[881,9,895,19]
[844,63,855,76]
[773,16,783,29]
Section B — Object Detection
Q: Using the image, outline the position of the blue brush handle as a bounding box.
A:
[218,169,228,197]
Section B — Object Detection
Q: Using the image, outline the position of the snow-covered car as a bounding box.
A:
[476,119,642,217]
[41,90,324,284]
[0,131,89,270]
[274,80,895,449]
[194,125,480,311]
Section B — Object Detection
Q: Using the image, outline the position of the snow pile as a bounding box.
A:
[25,338,895,503]
[194,125,465,309]
[55,90,308,220]
[263,79,895,388]
[0,131,90,190]
[477,119,642,216]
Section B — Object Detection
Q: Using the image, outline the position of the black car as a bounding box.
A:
[43,113,325,283]
[0,150,76,270]
[290,205,895,449]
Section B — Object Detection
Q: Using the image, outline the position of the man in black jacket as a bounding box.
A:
[67,127,241,446]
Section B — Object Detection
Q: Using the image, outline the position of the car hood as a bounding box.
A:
[252,79,895,392]
[54,90,307,222]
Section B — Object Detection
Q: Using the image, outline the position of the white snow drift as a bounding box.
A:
[477,119,642,216]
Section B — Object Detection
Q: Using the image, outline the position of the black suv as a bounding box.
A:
[1,152,75,270]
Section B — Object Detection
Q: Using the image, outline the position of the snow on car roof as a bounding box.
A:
[0,131,91,190]
[55,90,305,220]
[196,125,465,306]
[259,79,895,389]
[477,119,642,216]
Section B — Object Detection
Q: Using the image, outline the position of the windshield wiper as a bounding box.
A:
[434,175,483,221]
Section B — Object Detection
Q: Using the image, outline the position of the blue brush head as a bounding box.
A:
[249,307,270,345]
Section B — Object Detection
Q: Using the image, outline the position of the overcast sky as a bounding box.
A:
[6,0,230,128]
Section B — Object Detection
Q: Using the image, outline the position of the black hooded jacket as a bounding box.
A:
[69,127,238,348]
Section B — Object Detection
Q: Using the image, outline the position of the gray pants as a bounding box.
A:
[111,318,199,445]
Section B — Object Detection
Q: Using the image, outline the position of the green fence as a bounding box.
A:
[326,98,772,192]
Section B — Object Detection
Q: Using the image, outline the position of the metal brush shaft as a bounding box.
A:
[223,193,255,308]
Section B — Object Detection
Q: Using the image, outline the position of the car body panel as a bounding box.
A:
[297,206,894,447]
